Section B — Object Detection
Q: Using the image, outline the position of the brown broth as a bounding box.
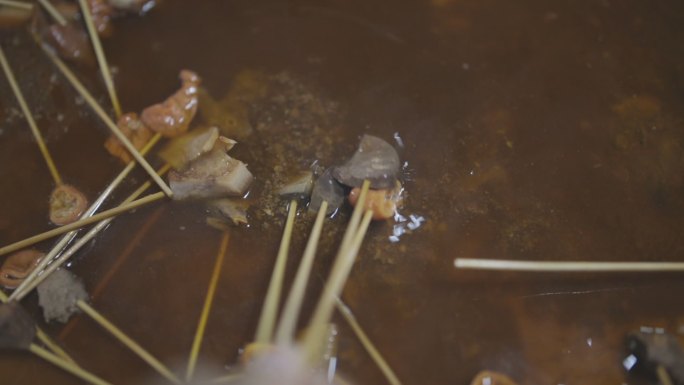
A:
[2,0,684,384]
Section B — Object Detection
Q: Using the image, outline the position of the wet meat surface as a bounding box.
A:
[104,112,153,164]
[348,182,402,220]
[332,135,400,189]
[141,70,200,138]
[49,184,88,225]
[0,249,44,289]
[168,144,253,200]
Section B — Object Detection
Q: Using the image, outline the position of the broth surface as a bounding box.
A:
[1,1,684,384]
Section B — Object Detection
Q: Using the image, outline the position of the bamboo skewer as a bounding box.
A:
[453,258,684,272]
[77,300,181,384]
[0,0,33,10]
[186,232,230,382]
[43,46,173,196]
[29,344,111,385]
[301,180,372,361]
[0,44,62,186]
[335,298,402,385]
[10,164,172,301]
[209,372,244,384]
[303,209,372,361]
[37,0,67,26]
[339,180,371,252]
[0,290,75,363]
[254,200,298,344]
[656,365,674,385]
[12,133,162,300]
[77,0,121,118]
[274,201,328,345]
[0,191,165,259]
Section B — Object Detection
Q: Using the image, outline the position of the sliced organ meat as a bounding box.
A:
[0,249,44,289]
[104,112,153,164]
[168,145,253,200]
[332,134,400,189]
[49,184,88,225]
[348,181,402,220]
[141,70,200,138]
[158,126,220,170]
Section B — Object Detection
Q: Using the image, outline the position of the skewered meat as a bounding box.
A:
[332,134,400,189]
[168,143,253,200]
[158,126,220,170]
[49,184,88,225]
[278,171,314,199]
[141,70,200,138]
[309,168,345,215]
[626,330,684,384]
[37,268,88,323]
[0,249,44,289]
[104,112,153,164]
[348,181,402,220]
[0,302,35,350]
[32,11,95,65]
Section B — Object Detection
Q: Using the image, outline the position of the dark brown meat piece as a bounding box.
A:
[49,184,88,225]
[32,11,95,66]
[0,249,44,289]
[141,70,201,138]
[168,144,253,200]
[104,112,153,163]
[0,302,36,350]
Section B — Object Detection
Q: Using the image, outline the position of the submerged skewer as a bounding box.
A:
[29,344,111,385]
[303,181,372,361]
[0,0,33,10]
[454,258,684,272]
[0,302,111,385]
[253,200,298,344]
[335,298,402,385]
[274,201,328,345]
[11,164,172,301]
[0,290,74,363]
[77,300,181,384]
[77,0,121,117]
[11,133,162,301]
[0,191,165,259]
[36,0,67,26]
[0,44,62,186]
[43,45,173,196]
[186,232,230,382]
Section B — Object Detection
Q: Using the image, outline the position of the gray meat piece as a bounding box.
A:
[169,146,254,200]
[309,168,345,215]
[0,302,35,350]
[332,135,400,189]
